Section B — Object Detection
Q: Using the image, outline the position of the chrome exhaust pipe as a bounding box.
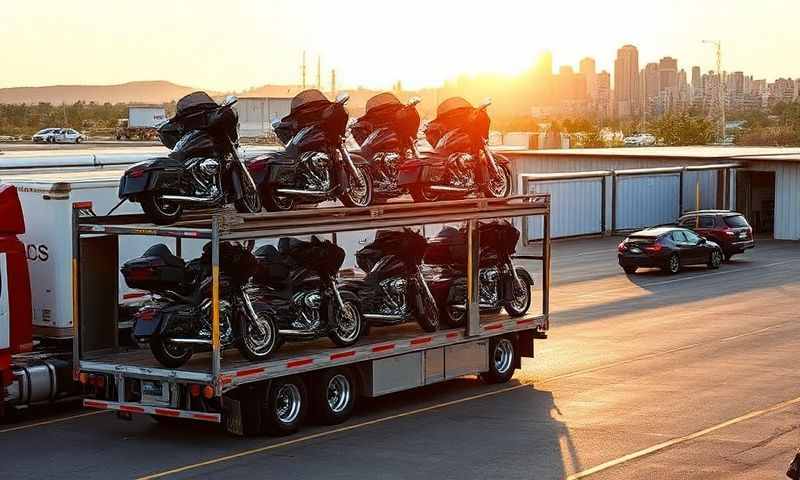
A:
[168,338,212,344]
[278,329,319,337]
[161,194,221,204]
[451,303,494,311]
[363,313,405,321]
[428,185,472,193]
[275,188,333,197]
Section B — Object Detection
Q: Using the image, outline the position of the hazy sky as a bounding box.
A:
[2,0,799,91]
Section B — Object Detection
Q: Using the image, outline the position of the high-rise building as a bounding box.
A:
[643,63,660,99]
[658,57,678,93]
[580,57,597,99]
[691,66,702,90]
[614,44,640,118]
[597,70,611,121]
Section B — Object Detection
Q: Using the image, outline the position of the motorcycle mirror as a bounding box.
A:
[336,93,350,104]
[478,97,492,110]
[407,97,422,107]
[270,118,281,130]
[347,118,357,128]
[222,95,238,107]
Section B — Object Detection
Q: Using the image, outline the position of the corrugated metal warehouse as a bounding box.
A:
[504,147,800,241]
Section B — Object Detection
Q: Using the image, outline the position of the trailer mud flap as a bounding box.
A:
[223,396,244,436]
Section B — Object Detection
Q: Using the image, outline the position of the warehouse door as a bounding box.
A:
[736,171,775,235]
[615,174,681,231]
[526,178,604,241]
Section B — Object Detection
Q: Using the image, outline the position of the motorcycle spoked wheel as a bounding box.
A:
[440,303,467,328]
[504,274,532,317]
[328,300,364,347]
[238,310,279,361]
[484,164,512,198]
[140,193,183,225]
[149,333,193,368]
[262,183,296,212]
[340,165,373,208]
[415,294,439,332]
[234,176,263,214]
[409,183,442,203]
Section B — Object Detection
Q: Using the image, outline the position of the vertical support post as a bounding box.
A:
[211,217,222,395]
[175,237,182,258]
[71,206,81,381]
[542,204,551,331]
[465,219,480,337]
[695,179,701,211]
[610,171,617,234]
[600,174,607,236]
[679,168,685,214]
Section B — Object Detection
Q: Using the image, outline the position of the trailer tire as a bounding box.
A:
[262,377,307,436]
[480,336,517,384]
[312,367,357,425]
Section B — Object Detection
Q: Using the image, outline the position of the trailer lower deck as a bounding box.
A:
[81,310,545,388]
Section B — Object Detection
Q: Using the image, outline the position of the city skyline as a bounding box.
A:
[4,0,800,91]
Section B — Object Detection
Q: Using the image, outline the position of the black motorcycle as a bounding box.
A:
[247,89,373,211]
[350,93,421,203]
[397,97,512,202]
[342,228,439,332]
[121,242,277,368]
[424,220,533,328]
[118,92,261,224]
[251,236,365,347]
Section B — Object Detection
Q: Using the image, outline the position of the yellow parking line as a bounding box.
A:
[566,394,800,479]
[0,410,106,434]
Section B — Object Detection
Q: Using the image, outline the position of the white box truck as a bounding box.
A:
[116,107,168,140]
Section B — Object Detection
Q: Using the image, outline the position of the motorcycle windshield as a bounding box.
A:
[427,97,489,148]
[360,229,427,268]
[436,97,473,117]
[175,91,218,119]
[290,89,329,113]
[282,89,347,141]
[365,93,402,114]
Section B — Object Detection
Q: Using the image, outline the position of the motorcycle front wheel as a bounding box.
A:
[415,293,439,332]
[238,310,278,361]
[328,300,364,347]
[149,333,193,368]
[140,193,183,225]
[340,165,373,207]
[484,164,512,198]
[504,273,532,317]
[234,176,262,214]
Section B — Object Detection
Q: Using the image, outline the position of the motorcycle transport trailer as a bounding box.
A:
[72,195,552,435]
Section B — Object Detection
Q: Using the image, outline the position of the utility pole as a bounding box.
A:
[703,40,725,141]
[301,51,307,89]
[331,69,337,98]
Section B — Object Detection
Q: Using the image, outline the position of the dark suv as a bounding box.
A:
[677,210,754,261]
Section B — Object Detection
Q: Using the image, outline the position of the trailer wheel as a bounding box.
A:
[480,336,517,384]
[262,376,307,436]
[312,367,356,425]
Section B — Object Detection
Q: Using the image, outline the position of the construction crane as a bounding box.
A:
[703,40,725,142]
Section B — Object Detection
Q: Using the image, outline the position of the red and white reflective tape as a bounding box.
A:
[371,343,395,353]
[286,358,313,368]
[83,399,221,423]
[483,323,504,331]
[235,366,265,378]
[330,350,356,361]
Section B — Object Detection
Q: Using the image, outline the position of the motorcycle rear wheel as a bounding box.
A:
[149,334,193,368]
[262,184,295,212]
[409,183,441,203]
[440,304,467,328]
[140,193,183,225]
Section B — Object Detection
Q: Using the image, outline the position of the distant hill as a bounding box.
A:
[0,81,220,105]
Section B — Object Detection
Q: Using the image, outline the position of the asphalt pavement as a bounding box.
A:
[1,237,798,479]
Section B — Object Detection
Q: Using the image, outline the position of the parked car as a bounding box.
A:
[31,128,58,143]
[623,133,656,147]
[618,226,723,274]
[678,210,754,261]
[52,128,87,144]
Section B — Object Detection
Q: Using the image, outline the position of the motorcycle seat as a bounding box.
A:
[142,243,185,268]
